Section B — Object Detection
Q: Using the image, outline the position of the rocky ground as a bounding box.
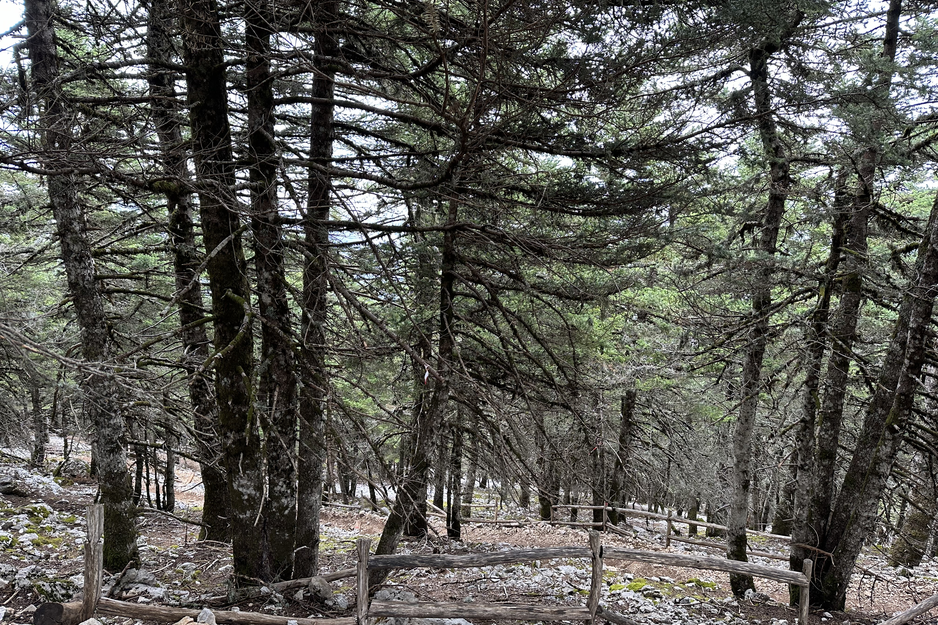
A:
[0,446,936,625]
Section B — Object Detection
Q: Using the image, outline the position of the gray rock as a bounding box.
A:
[0,475,17,495]
[307,576,333,602]
[196,608,216,625]
[32,578,80,602]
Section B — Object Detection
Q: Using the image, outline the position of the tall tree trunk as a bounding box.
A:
[814,188,938,608]
[180,0,267,581]
[447,420,464,539]
[144,0,229,541]
[433,420,447,512]
[785,201,847,552]
[29,381,45,468]
[793,1,902,606]
[246,0,298,580]
[25,0,138,570]
[294,0,337,578]
[462,431,478,519]
[536,417,559,521]
[608,389,636,526]
[372,195,458,582]
[726,18,798,596]
[162,436,176,513]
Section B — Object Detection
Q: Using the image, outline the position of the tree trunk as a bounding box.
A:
[294,0,337,577]
[372,195,458,582]
[162,434,176,513]
[688,496,700,537]
[30,382,45,468]
[727,20,798,596]
[180,0,266,581]
[462,431,478,519]
[25,0,138,570]
[536,421,559,522]
[608,390,636,527]
[246,0,298,580]
[433,421,447,512]
[793,0,902,607]
[447,421,464,539]
[815,187,938,609]
[144,0,229,542]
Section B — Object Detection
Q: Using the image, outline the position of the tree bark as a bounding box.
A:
[792,0,902,606]
[246,0,298,580]
[294,0,338,579]
[462,431,478,518]
[447,419,464,539]
[815,187,938,609]
[608,389,636,526]
[889,454,937,568]
[372,194,458,582]
[727,19,798,596]
[145,0,229,541]
[180,0,267,581]
[25,0,138,570]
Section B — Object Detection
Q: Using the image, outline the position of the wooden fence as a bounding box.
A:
[357,532,814,625]
[33,505,938,625]
[551,504,793,560]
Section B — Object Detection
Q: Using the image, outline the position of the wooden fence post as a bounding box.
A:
[81,505,104,622]
[587,531,602,625]
[356,539,371,625]
[799,559,812,625]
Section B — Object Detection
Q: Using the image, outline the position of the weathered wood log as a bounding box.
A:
[602,548,807,587]
[588,531,602,622]
[34,602,83,625]
[356,538,370,625]
[81,505,104,621]
[549,521,605,529]
[35,600,353,625]
[799,559,812,625]
[877,592,938,625]
[95,598,353,625]
[368,546,590,570]
[556,505,790,542]
[368,600,591,621]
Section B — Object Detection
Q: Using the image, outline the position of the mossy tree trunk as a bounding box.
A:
[727,14,799,596]
[144,0,229,542]
[180,0,267,581]
[25,0,138,571]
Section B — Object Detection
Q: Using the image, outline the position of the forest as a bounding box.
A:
[0,0,936,614]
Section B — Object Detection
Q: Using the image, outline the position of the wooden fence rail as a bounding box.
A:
[357,533,813,625]
[39,505,938,625]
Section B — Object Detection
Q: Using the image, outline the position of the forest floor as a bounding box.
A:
[0,442,936,625]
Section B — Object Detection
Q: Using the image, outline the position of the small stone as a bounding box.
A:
[293,589,304,601]
[822,613,833,620]
[77,619,102,625]
[196,608,216,625]
[307,576,333,602]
